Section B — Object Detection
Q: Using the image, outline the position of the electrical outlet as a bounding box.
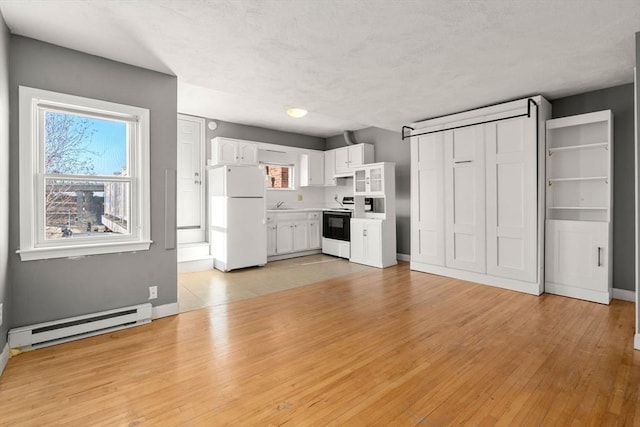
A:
[297,194,303,201]
[148,286,158,300]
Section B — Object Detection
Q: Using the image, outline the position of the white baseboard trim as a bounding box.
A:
[177,257,214,274]
[0,342,9,377]
[612,288,636,302]
[152,303,179,320]
[635,334,640,351]
[411,260,542,296]
[396,253,410,262]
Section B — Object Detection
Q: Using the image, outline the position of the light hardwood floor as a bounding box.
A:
[178,254,374,312]
[1,262,639,425]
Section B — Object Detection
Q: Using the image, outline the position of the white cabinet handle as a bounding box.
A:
[597,247,602,266]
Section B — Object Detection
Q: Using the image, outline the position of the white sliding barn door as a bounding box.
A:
[444,125,486,273]
[485,113,537,282]
[411,131,445,266]
[177,115,205,243]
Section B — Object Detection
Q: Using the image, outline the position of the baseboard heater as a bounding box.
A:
[8,303,152,351]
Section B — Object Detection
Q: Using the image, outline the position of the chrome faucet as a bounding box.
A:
[276,201,285,208]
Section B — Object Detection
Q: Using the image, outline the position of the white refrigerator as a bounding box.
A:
[208,165,267,272]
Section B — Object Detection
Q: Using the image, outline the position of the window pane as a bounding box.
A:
[261,165,292,189]
[45,179,130,240]
[44,111,128,177]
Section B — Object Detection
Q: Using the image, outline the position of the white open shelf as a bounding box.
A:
[548,176,608,184]
[547,142,608,155]
[548,206,608,210]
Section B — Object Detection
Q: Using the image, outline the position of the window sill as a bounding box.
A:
[17,240,153,261]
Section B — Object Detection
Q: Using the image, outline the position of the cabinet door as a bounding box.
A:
[350,220,366,264]
[335,147,351,172]
[301,152,324,186]
[350,219,382,266]
[267,224,277,256]
[444,124,486,273]
[354,169,367,194]
[368,165,384,195]
[411,132,445,266]
[292,220,309,251]
[276,222,294,254]
[324,150,337,186]
[308,219,321,249]
[217,139,238,164]
[546,220,608,295]
[348,145,364,168]
[237,142,258,165]
[485,115,537,282]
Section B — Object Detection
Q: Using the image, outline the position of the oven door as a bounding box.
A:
[322,211,351,241]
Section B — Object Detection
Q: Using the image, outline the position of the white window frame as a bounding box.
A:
[18,86,152,261]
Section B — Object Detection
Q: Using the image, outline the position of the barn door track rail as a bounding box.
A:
[401,98,538,141]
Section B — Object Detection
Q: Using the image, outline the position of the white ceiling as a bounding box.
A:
[1,0,639,138]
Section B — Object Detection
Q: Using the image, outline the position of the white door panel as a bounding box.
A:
[546,220,608,291]
[411,131,445,265]
[177,116,205,242]
[485,115,536,282]
[445,125,485,273]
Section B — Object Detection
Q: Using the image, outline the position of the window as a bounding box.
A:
[18,86,151,261]
[260,163,294,190]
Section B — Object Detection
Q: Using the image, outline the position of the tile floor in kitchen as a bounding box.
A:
[178,253,375,312]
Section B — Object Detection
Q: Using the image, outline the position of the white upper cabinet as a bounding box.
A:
[210,137,258,166]
[333,143,374,175]
[354,163,385,196]
[324,150,337,186]
[300,151,324,186]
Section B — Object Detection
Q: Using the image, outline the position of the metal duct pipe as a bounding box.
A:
[343,130,357,146]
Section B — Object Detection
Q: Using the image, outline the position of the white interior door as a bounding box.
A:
[485,113,537,282]
[445,124,486,273]
[177,115,205,243]
[411,131,445,266]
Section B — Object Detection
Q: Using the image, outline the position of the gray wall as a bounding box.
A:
[551,84,635,291]
[9,36,178,327]
[326,128,410,255]
[0,16,9,352]
[203,118,325,151]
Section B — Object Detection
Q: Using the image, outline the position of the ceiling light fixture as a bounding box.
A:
[286,108,308,118]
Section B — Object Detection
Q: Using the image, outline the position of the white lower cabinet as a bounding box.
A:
[269,211,322,258]
[350,218,396,268]
[545,220,610,303]
[292,220,309,251]
[276,220,294,254]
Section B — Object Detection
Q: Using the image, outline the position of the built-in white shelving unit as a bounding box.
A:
[545,110,613,304]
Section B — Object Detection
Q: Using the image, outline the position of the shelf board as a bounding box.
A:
[547,142,608,155]
[548,206,608,210]
[548,176,608,184]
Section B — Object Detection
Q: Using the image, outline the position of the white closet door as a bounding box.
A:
[444,125,486,273]
[485,114,537,282]
[411,131,445,266]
